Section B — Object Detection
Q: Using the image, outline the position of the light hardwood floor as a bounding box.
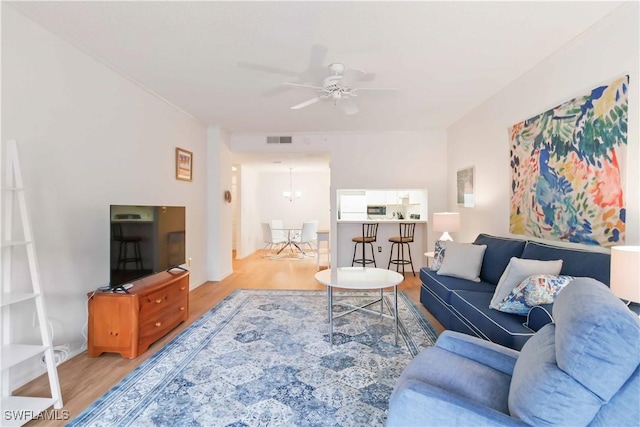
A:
[17,250,443,426]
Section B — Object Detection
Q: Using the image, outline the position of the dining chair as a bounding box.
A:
[292,221,318,254]
[270,219,287,243]
[261,222,286,254]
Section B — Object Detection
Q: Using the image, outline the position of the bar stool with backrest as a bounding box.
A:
[387,222,416,276]
[111,223,144,271]
[351,223,379,267]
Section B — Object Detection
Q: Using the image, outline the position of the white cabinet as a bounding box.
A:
[385,191,399,205]
[339,194,366,220]
[408,191,424,205]
[365,191,386,205]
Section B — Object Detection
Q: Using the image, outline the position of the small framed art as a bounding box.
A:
[176,148,193,182]
[457,166,475,207]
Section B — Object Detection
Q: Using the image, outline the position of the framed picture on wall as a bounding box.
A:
[457,166,475,207]
[176,148,193,182]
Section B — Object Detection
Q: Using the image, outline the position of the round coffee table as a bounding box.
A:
[314,267,405,345]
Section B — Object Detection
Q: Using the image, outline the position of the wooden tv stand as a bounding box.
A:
[87,270,189,359]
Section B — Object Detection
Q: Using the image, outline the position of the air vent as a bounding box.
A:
[266,136,292,144]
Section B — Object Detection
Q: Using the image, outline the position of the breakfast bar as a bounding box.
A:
[335,188,429,269]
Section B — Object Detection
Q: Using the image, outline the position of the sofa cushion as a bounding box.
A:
[450,290,534,350]
[521,241,611,285]
[437,242,487,282]
[421,268,495,306]
[553,278,640,402]
[495,274,574,315]
[395,343,513,415]
[489,258,563,309]
[473,234,527,285]
[589,365,640,427]
[509,324,603,425]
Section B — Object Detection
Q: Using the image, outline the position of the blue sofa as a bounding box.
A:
[420,234,611,350]
[388,278,640,426]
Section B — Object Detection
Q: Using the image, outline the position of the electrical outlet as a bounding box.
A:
[377,246,382,253]
[188,257,192,267]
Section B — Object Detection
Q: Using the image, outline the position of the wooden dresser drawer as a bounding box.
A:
[139,304,187,341]
[139,283,188,317]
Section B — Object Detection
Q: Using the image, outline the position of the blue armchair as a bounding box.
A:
[387,278,640,426]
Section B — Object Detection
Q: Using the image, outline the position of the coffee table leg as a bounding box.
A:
[326,286,330,322]
[379,288,383,316]
[394,285,398,346]
[329,286,333,346]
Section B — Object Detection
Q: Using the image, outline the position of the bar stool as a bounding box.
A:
[387,222,416,276]
[112,223,144,271]
[316,229,330,271]
[351,223,379,267]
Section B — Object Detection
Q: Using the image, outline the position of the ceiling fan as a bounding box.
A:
[285,63,396,115]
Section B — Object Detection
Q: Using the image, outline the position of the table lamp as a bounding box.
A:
[610,246,640,306]
[433,212,460,241]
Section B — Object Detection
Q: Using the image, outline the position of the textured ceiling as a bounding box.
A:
[8,1,623,134]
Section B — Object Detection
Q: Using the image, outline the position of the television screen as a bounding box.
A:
[110,205,186,288]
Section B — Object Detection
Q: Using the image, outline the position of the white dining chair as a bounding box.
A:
[270,219,287,243]
[261,222,286,254]
[292,221,318,255]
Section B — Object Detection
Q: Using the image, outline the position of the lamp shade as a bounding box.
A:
[610,246,640,303]
[433,212,460,241]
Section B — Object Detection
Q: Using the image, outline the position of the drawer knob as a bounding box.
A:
[155,322,162,327]
[179,306,185,311]
[180,287,186,291]
[155,299,163,304]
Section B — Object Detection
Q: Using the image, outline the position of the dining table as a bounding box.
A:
[272,228,302,255]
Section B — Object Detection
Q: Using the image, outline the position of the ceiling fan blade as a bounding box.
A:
[339,98,359,115]
[284,82,323,90]
[261,85,294,97]
[341,68,376,87]
[238,61,299,77]
[291,97,320,110]
[353,87,398,92]
[308,44,328,71]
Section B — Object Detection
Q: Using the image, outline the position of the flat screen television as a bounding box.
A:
[110,205,186,289]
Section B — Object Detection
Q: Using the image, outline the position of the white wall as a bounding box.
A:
[447,2,640,247]
[237,165,260,259]
[256,169,330,244]
[1,6,208,388]
[206,126,233,280]
[235,167,330,256]
[231,131,449,267]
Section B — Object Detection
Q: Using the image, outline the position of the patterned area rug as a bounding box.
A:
[69,289,438,427]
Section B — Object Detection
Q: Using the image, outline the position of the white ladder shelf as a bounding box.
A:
[1,140,63,426]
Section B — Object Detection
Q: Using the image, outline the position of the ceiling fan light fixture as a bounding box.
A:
[285,61,395,115]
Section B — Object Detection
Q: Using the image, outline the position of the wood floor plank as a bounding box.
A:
[16,250,443,426]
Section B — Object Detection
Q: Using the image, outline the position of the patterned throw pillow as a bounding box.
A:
[489,258,563,309]
[431,240,446,271]
[495,274,574,315]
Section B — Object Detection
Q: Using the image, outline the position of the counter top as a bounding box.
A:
[337,220,427,224]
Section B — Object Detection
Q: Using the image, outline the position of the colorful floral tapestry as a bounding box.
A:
[509,76,628,246]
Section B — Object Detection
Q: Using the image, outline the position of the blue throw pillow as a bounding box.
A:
[496,274,574,315]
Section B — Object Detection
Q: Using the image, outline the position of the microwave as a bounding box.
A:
[367,205,387,215]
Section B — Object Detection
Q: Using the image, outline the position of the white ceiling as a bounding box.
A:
[9,1,624,136]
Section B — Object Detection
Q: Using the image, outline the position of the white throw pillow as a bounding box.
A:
[437,242,487,282]
[489,258,563,309]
